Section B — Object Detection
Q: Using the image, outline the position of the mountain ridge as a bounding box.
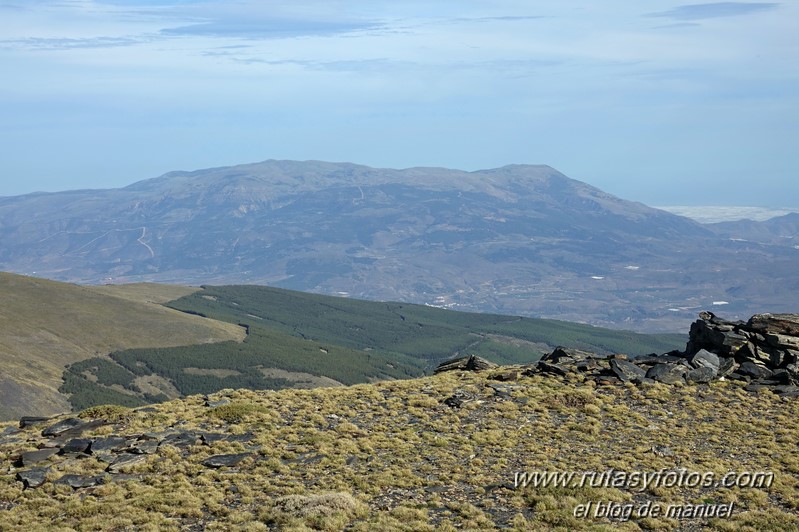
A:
[707,212,799,247]
[0,160,796,332]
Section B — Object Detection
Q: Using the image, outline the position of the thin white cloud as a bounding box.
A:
[0,35,147,50]
[649,2,780,21]
[161,18,382,39]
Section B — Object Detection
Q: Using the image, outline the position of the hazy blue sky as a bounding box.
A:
[1,1,796,206]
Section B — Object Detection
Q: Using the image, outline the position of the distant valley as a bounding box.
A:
[1,160,797,332]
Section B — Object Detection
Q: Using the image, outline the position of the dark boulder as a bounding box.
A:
[61,438,92,454]
[16,467,49,489]
[489,370,520,382]
[686,366,716,384]
[690,349,720,372]
[535,361,571,377]
[717,357,739,377]
[738,361,774,380]
[609,359,646,382]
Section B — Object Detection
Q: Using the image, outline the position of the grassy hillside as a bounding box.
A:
[0,273,245,421]
[60,284,683,411]
[88,282,212,305]
[167,285,685,363]
[2,368,797,529]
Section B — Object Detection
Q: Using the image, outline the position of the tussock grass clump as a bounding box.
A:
[207,402,268,423]
[77,404,131,421]
[263,492,367,530]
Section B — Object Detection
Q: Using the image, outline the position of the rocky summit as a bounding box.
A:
[522,312,799,397]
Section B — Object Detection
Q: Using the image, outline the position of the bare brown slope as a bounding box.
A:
[0,273,244,420]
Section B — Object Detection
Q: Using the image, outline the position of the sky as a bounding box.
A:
[0,0,797,207]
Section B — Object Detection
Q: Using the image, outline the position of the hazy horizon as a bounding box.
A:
[656,205,799,223]
[1,1,797,207]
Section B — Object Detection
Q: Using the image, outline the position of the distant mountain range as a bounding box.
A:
[707,212,799,246]
[1,160,797,331]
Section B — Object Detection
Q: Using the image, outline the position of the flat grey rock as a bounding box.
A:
[543,347,604,363]
[748,314,799,336]
[161,431,201,448]
[106,453,148,473]
[54,474,104,489]
[1,426,21,438]
[42,418,106,438]
[90,436,128,454]
[19,448,59,467]
[130,439,159,454]
[201,453,253,468]
[443,391,474,408]
[41,418,85,437]
[19,417,50,429]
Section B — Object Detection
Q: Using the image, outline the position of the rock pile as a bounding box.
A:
[525,312,799,397]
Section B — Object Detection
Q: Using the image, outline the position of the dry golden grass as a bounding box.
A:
[87,282,202,305]
[1,368,798,530]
